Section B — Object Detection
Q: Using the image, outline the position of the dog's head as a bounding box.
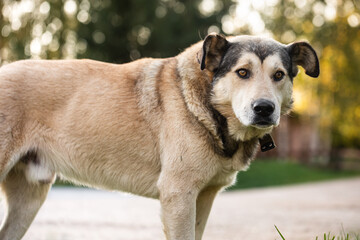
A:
[198,33,319,141]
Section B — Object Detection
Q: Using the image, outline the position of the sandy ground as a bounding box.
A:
[1,177,359,240]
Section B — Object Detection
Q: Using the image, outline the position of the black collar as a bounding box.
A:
[211,108,240,158]
[211,108,276,157]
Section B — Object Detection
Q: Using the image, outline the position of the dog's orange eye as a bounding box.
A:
[274,71,284,81]
[237,69,250,79]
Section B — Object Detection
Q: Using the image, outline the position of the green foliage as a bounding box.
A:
[275,225,360,240]
[228,159,360,190]
[77,0,232,63]
[0,0,231,63]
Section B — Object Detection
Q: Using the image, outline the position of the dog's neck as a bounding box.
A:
[176,47,259,159]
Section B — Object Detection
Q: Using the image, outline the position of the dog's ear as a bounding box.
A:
[287,42,320,78]
[197,33,228,72]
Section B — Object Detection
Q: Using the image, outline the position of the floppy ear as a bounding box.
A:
[287,42,320,78]
[197,33,228,72]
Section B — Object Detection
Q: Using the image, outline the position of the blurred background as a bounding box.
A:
[0,2,360,239]
[0,0,360,187]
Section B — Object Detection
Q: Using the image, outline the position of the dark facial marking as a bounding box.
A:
[213,38,294,85]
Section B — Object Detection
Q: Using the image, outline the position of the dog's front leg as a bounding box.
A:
[158,174,199,240]
[195,186,222,240]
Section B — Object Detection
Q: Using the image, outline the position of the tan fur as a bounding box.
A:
[0,34,317,240]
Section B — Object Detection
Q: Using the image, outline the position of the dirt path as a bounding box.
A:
[1,177,360,240]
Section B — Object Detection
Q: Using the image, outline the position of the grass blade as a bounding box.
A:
[275,225,286,240]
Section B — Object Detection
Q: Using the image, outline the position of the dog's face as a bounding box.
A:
[198,34,319,141]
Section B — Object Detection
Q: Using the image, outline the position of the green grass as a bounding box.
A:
[228,159,360,190]
[275,225,360,240]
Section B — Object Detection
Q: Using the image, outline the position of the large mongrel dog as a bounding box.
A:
[0,33,319,240]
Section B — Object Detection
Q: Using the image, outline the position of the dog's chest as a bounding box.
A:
[208,140,259,188]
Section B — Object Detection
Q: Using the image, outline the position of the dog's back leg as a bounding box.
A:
[0,165,54,240]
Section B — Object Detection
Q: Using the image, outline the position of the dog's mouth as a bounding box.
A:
[251,118,276,129]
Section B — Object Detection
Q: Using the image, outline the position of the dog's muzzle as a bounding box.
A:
[251,99,276,127]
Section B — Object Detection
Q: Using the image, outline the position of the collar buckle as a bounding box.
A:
[259,134,276,152]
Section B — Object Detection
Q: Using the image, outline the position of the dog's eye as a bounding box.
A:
[236,69,250,79]
[273,71,285,81]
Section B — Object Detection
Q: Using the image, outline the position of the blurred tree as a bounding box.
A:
[76,0,232,62]
[0,0,80,61]
[0,0,231,63]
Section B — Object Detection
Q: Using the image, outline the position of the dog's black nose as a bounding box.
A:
[252,99,275,117]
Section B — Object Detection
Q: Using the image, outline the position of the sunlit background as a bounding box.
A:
[0,0,360,168]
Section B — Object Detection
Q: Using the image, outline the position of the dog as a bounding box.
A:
[0,33,319,240]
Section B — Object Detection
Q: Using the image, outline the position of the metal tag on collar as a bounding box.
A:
[259,134,276,152]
